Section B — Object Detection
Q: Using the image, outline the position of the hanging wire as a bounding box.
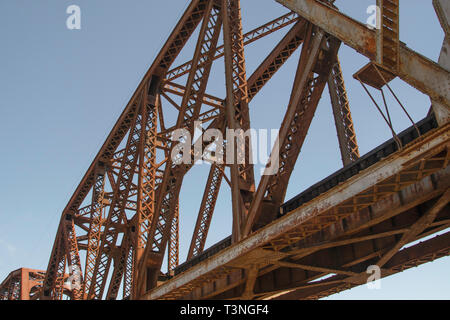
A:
[373,65,421,138]
[380,89,394,130]
[356,75,403,150]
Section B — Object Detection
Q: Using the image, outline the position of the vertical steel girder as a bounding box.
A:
[434,0,449,38]
[431,0,450,126]
[222,0,255,243]
[376,0,400,72]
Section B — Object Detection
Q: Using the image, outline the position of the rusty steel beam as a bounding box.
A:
[247,166,450,300]
[137,0,224,295]
[174,19,311,260]
[376,189,450,267]
[247,19,307,101]
[41,0,209,299]
[81,164,106,299]
[62,217,83,300]
[186,20,308,260]
[168,200,180,273]
[254,201,450,299]
[188,164,225,259]
[328,58,360,166]
[434,0,450,37]
[284,167,449,258]
[88,93,144,300]
[274,230,450,300]
[123,239,134,299]
[0,269,47,301]
[105,231,133,300]
[276,0,450,107]
[11,0,443,302]
[158,165,450,300]
[163,81,224,110]
[222,0,255,243]
[132,77,160,298]
[245,28,341,236]
[431,0,450,126]
[143,123,450,299]
[376,0,400,72]
[42,232,65,299]
[166,11,300,81]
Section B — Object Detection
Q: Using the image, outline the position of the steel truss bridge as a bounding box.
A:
[1,0,449,300]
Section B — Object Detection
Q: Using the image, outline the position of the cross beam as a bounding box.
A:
[276,0,450,108]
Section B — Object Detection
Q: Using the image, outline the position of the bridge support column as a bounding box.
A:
[432,0,450,126]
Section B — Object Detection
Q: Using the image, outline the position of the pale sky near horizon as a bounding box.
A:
[0,0,449,299]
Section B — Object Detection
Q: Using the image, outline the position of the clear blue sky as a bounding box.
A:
[0,0,448,299]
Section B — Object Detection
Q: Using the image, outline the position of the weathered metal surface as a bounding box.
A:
[166,11,300,81]
[277,0,450,107]
[328,58,360,166]
[3,0,450,301]
[432,0,450,125]
[376,0,400,72]
[1,269,49,300]
[245,27,341,235]
[434,0,450,37]
[164,164,450,299]
[273,230,450,300]
[143,122,450,299]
